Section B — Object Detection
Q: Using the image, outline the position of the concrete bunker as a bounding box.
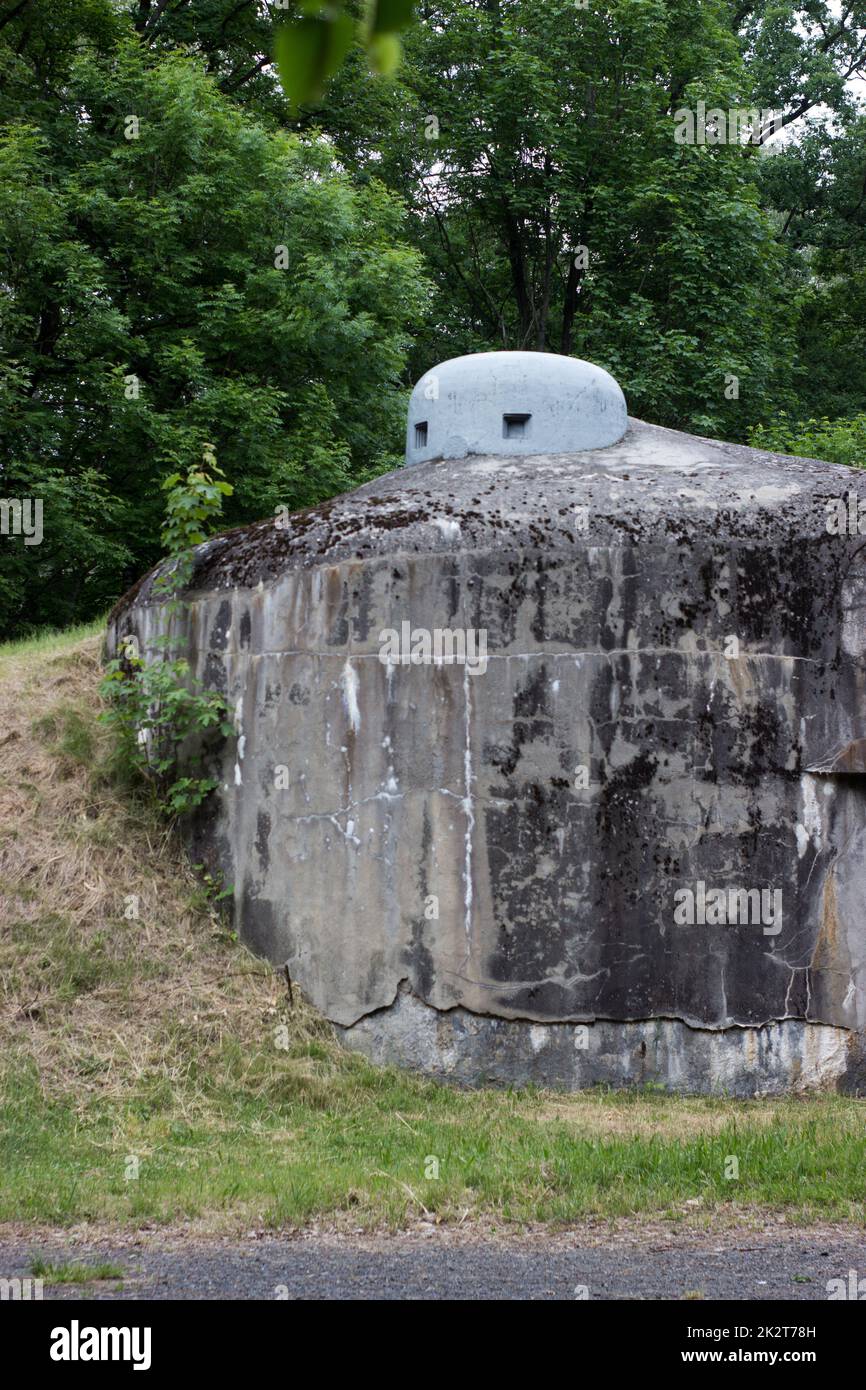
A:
[108,351,866,1095]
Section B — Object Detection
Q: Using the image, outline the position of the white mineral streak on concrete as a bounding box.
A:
[341,658,361,734]
[462,662,474,960]
[800,773,823,852]
[232,694,245,785]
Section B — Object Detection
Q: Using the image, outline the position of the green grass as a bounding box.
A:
[29,1257,125,1284]
[1,912,161,1005]
[32,704,97,770]
[0,618,105,671]
[2,1054,864,1232]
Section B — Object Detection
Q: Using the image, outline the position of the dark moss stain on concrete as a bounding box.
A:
[209,600,231,651]
[255,810,271,875]
[350,567,375,643]
[596,750,658,838]
[203,650,228,693]
[404,802,436,998]
[485,663,552,783]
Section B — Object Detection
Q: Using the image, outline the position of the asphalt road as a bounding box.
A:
[2,1228,864,1300]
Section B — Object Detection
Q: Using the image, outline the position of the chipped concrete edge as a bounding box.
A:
[338,984,863,1097]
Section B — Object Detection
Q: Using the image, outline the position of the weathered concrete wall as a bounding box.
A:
[107,415,866,1095]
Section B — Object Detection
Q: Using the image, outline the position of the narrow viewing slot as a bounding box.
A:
[503,412,531,438]
[414,421,428,448]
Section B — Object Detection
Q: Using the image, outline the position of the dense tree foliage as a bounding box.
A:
[322,0,794,435]
[0,14,427,633]
[1,1,865,634]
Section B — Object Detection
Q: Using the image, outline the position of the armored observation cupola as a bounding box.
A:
[404,350,628,464]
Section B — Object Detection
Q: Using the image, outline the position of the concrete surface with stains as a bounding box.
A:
[107,401,866,1095]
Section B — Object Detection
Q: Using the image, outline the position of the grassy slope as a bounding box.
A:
[0,627,864,1234]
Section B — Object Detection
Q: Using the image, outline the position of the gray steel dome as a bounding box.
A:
[404,351,628,464]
